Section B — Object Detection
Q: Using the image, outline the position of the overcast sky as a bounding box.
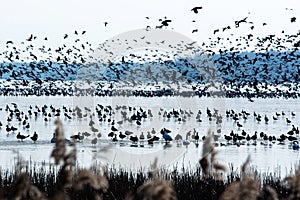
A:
[0,0,299,51]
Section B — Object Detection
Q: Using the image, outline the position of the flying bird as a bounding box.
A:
[161,19,172,26]
[191,6,203,13]
[26,34,33,41]
[291,17,296,23]
[213,29,220,34]
[235,17,248,28]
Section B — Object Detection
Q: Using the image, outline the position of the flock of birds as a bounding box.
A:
[0,7,299,99]
[0,6,299,153]
[1,102,299,150]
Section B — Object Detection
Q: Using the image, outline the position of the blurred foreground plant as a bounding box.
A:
[126,158,177,200]
[51,118,108,200]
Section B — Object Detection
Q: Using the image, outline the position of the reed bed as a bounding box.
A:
[0,121,299,200]
[0,163,295,200]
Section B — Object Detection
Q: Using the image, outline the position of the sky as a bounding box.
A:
[0,0,299,52]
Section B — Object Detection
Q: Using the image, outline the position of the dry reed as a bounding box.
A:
[220,156,278,200]
[199,129,227,179]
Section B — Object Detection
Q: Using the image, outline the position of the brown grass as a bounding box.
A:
[220,156,278,200]
[200,129,227,179]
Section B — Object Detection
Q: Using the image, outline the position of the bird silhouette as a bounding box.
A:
[291,17,296,23]
[191,6,203,13]
[30,131,38,142]
[161,19,172,26]
[17,132,29,141]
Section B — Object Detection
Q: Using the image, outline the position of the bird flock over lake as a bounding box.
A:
[0,6,299,151]
[0,6,299,99]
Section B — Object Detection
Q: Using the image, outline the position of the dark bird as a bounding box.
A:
[161,19,172,26]
[237,122,243,128]
[119,132,126,140]
[17,132,29,141]
[26,34,33,41]
[130,135,138,143]
[91,138,97,145]
[30,131,38,142]
[264,115,269,123]
[235,17,248,27]
[71,132,84,141]
[224,135,232,142]
[111,126,118,132]
[191,6,203,13]
[108,132,114,137]
[194,132,199,142]
[91,126,99,133]
[112,134,118,142]
[104,22,108,27]
[222,26,231,31]
[213,29,219,34]
[291,17,296,23]
[291,112,296,117]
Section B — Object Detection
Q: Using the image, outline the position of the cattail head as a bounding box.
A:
[284,165,300,199]
[73,169,108,192]
[148,158,158,179]
[200,129,226,178]
[135,179,177,200]
[220,155,278,200]
[51,118,66,165]
[11,174,45,200]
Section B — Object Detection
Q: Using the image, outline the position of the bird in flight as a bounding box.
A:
[291,17,296,23]
[104,22,108,27]
[26,34,34,41]
[191,7,203,14]
[161,19,172,26]
[235,17,248,28]
[213,29,219,34]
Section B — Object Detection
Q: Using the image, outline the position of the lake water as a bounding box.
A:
[0,96,299,177]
